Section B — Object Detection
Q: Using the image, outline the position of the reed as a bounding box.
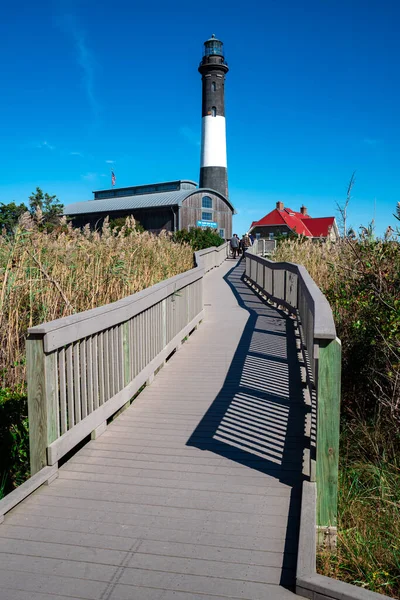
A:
[0,216,193,391]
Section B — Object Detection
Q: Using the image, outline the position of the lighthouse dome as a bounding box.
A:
[203,34,224,57]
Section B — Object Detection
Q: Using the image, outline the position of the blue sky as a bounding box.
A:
[1,0,399,236]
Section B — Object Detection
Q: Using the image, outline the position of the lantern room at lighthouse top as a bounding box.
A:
[203,34,224,57]
[199,34,228,71]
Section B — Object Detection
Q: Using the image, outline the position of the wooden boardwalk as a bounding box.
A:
[0,259,307,600]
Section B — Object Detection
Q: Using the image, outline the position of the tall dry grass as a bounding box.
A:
[274,236,400,597]
[273,237,351,291]
[0,216,193,390]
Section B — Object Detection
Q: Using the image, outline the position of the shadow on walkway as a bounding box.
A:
[187,260,309,589]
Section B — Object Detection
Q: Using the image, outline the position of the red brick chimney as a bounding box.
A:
[276,201,284,211]
[300,205,307,216]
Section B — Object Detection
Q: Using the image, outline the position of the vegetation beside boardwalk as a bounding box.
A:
[172,226,225,251]
[274,232,400,597]
[0,212,195,497]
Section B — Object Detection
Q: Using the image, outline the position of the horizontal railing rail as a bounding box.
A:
[24,242,228,482]
[244,248,341,533]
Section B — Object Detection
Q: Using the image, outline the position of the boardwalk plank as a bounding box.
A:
[6,501,293,533]
[2,511,296,553]
[58,467,296,497]
[32,485,299,518]
[109,584,296,600]
[1,590,82,600]
[0,568,107,600]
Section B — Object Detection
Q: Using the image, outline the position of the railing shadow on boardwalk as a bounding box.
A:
[186,259,309,590]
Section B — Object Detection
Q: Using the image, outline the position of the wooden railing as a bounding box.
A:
[251,238,276,256]
[26,243,228,477]
[245,249,341,531]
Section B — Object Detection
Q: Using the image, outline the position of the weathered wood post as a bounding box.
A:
[123,321,131,387]
[315,336,341,542]
[26,334,59,475]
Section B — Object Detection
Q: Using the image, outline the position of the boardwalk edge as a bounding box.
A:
[0,463,58,522]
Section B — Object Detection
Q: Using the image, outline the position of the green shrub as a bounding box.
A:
[173,227,224,251]
[318,419,400,597]
[0,388,29,498]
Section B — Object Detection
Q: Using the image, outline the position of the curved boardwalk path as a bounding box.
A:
[0,260,307,600]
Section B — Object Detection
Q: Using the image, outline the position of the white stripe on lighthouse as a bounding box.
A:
[200,116,227,168]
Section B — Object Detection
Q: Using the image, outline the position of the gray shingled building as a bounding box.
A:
[64,180,235,240]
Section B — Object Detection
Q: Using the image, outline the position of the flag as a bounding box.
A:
[111,171,116,187]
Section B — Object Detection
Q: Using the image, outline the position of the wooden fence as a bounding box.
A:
[26,243,228,477]
[245,249,341,531]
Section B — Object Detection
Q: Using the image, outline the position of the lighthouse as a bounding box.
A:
[199,34,229,199]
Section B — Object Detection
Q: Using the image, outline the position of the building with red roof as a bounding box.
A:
[249,202,339,241]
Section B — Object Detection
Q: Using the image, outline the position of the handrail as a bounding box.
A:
[245,247,341,532]
[26,242,228,479]
[245,251,336,343]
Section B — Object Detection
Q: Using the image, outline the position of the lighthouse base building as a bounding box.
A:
[65,180,234,239]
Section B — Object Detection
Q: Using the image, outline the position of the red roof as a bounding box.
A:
[250,206,335,238]
[304,217,335,238]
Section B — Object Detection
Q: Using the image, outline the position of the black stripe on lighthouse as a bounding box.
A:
[198,35,229,199]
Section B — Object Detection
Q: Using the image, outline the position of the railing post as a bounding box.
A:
[27,335,59,475]
[271,267,275,298]
[123,321,131,386]
[245,252,250,278]
[161,298,167,348]
[315,337,341,532]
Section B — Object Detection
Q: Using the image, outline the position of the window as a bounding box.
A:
[157,183,179,192]
[202,196,212,209]
[211,106,217,117]
[202,211,213,221]
[269,232,274,240]
[212,81,216,91]
[219,228,225,239]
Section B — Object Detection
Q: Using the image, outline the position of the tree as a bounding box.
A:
[336,171,356,237]
[0,202,29,233]
[29,187,64,230]
[0,189,64,234]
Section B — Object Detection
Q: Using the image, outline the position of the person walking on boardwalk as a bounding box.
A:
[230,234,239,259]
[238,235,244,256]
[243,234,252,251]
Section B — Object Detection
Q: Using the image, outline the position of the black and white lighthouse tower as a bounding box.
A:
[199,34,229,199]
